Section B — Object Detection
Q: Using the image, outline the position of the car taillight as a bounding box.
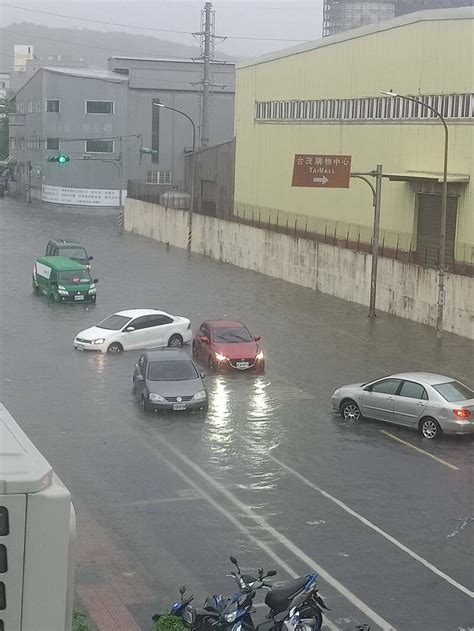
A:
[453,408,472,419]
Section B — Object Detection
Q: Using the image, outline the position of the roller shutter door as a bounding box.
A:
[416,193,458,268]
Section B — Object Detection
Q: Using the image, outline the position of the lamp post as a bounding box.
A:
[381,90,449,339]
[153,103,196,253]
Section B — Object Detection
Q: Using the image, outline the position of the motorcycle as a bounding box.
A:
[226,556,329,631]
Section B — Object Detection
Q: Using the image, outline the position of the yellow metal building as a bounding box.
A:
[234,8,474,265]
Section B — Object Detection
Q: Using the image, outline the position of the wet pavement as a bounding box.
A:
[0,198,473,631]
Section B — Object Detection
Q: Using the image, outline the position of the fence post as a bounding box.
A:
[258,211,261,225]
[294,219,297,238]
[408,244,412,263]
[324,225,327,243]
[268,213,271,231]
[304,221,308,239]
[286,218,289,233]
[333,227,337,245]
[425,247,428,267]
[395,239,399,260]
[346,230,349,248]
[276,212,279,232]
[381,237,385,256]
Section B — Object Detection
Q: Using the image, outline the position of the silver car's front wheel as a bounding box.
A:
[420,418,441,439]
[341,400,361,421]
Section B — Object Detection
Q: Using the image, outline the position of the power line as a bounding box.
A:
[0,3,309,42]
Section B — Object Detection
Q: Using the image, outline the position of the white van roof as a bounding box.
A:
[0,403,52,494]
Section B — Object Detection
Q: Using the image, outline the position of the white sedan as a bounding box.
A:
[74,309,192,354]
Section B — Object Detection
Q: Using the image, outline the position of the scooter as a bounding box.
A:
[226,556,329,631]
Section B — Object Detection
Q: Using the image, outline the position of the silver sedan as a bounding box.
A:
[331,372,474,439]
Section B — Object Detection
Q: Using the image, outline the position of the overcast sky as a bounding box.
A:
[0,0,324,58]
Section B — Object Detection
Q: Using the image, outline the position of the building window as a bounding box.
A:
[146,170,171,185]
[151,98,160,163]
[46,100,60,113]
[46,138,60,150]
[85,140,114,153]
[86,100,114,114]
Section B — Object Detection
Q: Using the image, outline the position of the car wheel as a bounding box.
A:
[419,417,441,439]
[107,342,123,354]
[168,334,183,348]
[340,400,361,421]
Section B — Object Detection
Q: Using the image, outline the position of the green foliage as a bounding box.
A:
[73,610,93,631]
[0,97,8,160]
[154,614,187,631]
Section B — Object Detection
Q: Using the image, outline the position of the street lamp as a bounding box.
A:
[381,90,449,339]
[153,102,196,253]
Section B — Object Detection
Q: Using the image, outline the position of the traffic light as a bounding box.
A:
[47,155,70,164]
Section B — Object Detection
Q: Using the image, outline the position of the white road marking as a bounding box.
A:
[381,430,460,471]
[244,438,474,599]
[119,495,203,506]
[148,434,395,631]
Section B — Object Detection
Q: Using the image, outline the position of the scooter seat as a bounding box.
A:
[265,577,308,613]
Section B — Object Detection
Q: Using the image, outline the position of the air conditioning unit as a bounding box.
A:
[0,403,76,630]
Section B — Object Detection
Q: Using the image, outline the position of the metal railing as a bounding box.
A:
[127,182,474,276]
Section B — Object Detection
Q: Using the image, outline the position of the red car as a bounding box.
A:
[193,320,265,372]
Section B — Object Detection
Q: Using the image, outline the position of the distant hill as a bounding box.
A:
[0,22,234,70]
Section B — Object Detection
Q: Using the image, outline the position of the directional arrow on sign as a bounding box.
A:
[312,175,329,185]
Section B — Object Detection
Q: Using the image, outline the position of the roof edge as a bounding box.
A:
[237,7,474,70]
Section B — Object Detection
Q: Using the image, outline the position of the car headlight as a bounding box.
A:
[149,392,166,402]
[193,390,207,401]
[91,338,105,345]
[215,352,227,361]
[224,612,238,623]
[332,388,341,397]
[256,351,265,360]
[57,285,69,295]
[88,284,96,294]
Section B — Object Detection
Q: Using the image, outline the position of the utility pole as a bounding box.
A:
[350,165,383,319]
[26,160,32,204]
[200,1,213,148]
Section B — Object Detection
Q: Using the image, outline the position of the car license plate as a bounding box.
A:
[74,294,84,301]
[236,361,249,369]
[173,403,186,411]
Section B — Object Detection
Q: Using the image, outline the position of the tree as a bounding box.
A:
[0,97,8,160]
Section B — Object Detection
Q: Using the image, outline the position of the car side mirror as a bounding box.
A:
[179,585,186,596]
[364,385,372,392]
[254,336,261,342]
[93,278,99,284]
[266,570,277,577]
[88,256,94,261]
[125,326,135,332]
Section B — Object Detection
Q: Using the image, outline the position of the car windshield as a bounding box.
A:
[148,360,198,381]
[213,327,253,343]
[58,270,91,284]
[433,381,474,402]
[97,315,132,330]
[59,247,88,261]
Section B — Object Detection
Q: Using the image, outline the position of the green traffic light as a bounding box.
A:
[57,155,69,163]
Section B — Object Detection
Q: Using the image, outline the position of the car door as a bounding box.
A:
[120,316,154,350]
[152,314,176,347]
[360,378,402,422]
[393,380,428,426]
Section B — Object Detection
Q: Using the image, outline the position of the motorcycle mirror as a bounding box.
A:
[230,556,238,565]
[180,585,186,595]
[267,570,277,577]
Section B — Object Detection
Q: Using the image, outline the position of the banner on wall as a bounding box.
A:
[42,185,127,206]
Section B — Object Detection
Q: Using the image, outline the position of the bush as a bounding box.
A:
[154,614,187,631]
[73,610,93,631]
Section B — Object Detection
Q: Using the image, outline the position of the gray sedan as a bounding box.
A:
[331,372,474,439]
[133,349,208,413]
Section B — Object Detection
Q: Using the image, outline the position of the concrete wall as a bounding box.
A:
[125,198,474,339]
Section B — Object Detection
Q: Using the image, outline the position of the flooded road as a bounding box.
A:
[1,198,473,630]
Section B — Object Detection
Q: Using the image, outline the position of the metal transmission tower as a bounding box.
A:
[200,2,215,147]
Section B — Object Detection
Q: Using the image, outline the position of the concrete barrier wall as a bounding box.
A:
[125,199,474,339]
